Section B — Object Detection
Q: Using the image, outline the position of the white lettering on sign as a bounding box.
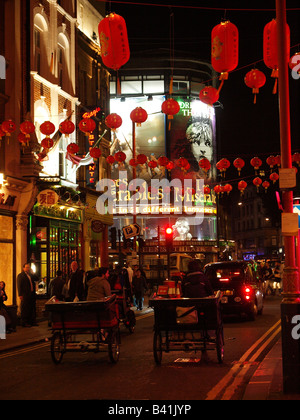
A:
[291,315,300,340]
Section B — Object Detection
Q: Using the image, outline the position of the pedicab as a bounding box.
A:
[149,291,224,365]
[45,295,120,364]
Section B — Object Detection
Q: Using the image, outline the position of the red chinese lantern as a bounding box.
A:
[148,160,157,169]
[129,158,138,167]
[204,185,211,195]
[177,157,189,171]
[114,151,126,163]
[40,121,55,138]
[233,158,245,175]
[238,180,247,195]
[20,121,35,138]
[98,13,130,70]
[244,69,266,103]
[289,52,300,76]
[216,158,230,177]
[166,161,175,172]
[266,155,277,171]
[199,157,211,174]
[253,176,262,192]
[136,154,147,165]
[263,19,290,94]
[106,155,115,165]
[41,137,54,150]
[199,86,219,106]
[275,155,281,167]
[1,120,16,137]
[161,98,180,129]
[292,152,300,167]
[90,148,101,159]
[0,127,5,140]
[262,180,270,192]
[59,120,75,137]
[250,157,262,173]
[158,156,169,167]
[130,107,148,126]
[79,118,96,135]
[270,172,279,183]
[18,132,28,148]
[214,185,223,195]
[105,113,122,131]
[67,142,79,154]
[211,20,239,93]
[223,183,233,195]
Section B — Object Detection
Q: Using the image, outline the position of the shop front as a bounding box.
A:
[29,197,83,297]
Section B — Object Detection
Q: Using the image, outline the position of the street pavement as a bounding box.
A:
[1,300,300,400]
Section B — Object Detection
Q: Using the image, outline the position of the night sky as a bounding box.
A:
[98,1,299,174]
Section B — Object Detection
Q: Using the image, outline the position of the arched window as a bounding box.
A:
[33,12,49,75]
[57,31,70,90]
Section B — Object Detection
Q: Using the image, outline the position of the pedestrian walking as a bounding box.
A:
[132,269,147,310]
[17,262,38,327]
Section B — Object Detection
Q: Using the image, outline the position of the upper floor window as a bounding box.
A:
[33,12,49,76]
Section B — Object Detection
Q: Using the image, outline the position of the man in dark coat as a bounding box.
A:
[49,270,65,301]
[68,261,84,301]
[17,263,37,327]
[181,260,214,298]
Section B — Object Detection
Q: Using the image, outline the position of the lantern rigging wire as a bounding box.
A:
[96,1,300,12]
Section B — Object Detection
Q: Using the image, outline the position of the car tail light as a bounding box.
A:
[244,286,253,300]
[220,278,230,282]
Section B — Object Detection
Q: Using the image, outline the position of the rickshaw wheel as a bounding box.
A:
[216,328,224,364]
[51,331,65,364]
[153,331,162,365]
[108,329,120,363]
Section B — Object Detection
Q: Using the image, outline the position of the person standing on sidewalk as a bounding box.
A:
[68,261,84,301]
[17,263,38,327]
[132,269,147,310]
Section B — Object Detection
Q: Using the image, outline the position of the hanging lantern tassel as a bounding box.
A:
[169,76,173,95]
[253,88,258,104]
[117,73,121,96]
[271,69,278,94]
[217,72,228,94]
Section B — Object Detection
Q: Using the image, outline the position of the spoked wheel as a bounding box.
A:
[153,331,162,365]
[108,329,120,363]
[51,331,65,364]
[216,327,224,364]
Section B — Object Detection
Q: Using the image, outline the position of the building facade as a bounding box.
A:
[1,0,111,310]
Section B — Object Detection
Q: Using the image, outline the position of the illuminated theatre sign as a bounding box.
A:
[96,174,217,218]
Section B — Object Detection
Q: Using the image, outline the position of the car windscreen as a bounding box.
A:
[205,266,245,289]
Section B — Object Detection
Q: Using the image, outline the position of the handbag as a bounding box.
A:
[176,306,198,324]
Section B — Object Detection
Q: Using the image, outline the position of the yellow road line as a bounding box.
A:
[206,320,281,400]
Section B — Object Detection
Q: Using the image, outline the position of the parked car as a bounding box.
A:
[204,261,264,320]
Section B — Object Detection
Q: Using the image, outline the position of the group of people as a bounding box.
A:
[49,261,148,311]
[258,260,284,295]
[4,261,149,332]
[4,258,210,334]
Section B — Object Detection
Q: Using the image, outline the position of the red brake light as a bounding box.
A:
[220,278,230,282]
[244,286,253,299]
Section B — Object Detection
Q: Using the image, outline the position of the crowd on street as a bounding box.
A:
[256,259,284,295]
[0,261,149,334]
[0,256,285,336]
